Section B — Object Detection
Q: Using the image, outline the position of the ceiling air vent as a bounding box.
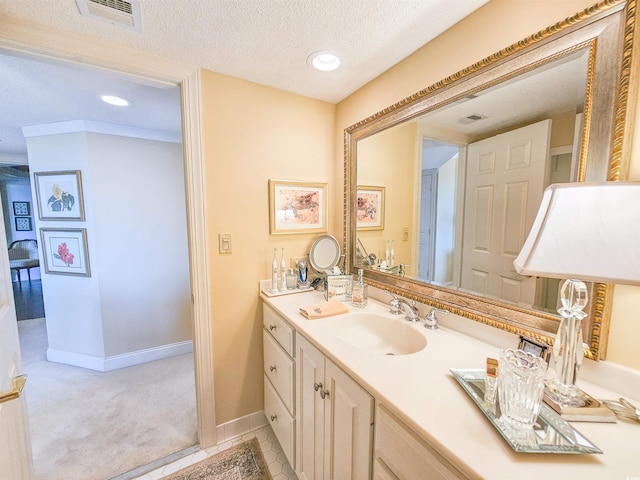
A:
[76,0,143,32]
[456,114,487,125]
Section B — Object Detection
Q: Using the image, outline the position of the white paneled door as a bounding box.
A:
[461,119,551,306]
[0,201,34,479]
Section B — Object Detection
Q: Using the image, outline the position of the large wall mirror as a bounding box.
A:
[345,0,636,360]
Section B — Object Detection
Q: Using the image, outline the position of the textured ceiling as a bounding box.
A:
[0,0,488,103]
[0,0,489,159]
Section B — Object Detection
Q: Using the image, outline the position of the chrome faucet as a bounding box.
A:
[396,298,420,322]
[384,291,421,322]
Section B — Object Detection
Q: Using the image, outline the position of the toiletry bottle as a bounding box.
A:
[286,268,298,290]
[280,247,287,292]
[271,248,279,293]
[485,357,498,408]
[385,240,390,265]
[390,240,395,266]
[352,269,368,308]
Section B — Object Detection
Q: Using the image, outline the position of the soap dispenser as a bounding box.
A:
[352,269,368,308]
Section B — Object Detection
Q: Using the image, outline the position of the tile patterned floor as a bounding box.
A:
[132,425,297,480]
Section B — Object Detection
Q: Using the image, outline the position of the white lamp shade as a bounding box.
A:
[513,182,640,286]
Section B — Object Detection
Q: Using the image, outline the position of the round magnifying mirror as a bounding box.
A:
[308,235,341,273]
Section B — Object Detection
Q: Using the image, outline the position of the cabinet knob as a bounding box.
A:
[313,382,323,392]
[269,324,276,331]
[269,365,277,372]
[270,414,277,422]
[320,389,330,400]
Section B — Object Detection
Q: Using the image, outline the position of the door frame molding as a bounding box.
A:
[0,16,216,447]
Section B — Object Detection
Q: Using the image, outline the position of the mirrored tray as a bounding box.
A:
[450,368,602,454]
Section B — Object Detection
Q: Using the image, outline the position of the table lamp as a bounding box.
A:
[513,181,640,408]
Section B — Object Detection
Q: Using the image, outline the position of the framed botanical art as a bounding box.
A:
[14,217,32,232]
[356,186,385,230]
[34,170,85,221]
[269,180,328,234]
[40,228,91,277]
[12,201,30,216]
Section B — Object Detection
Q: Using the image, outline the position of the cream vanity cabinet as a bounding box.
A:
[373,405,467,480]
[296,333,374,480]
[263,304,296,468]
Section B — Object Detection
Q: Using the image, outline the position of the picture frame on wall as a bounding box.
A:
[269,179,328,234]
[14,217,32,232]
[34,170,85,221]
[12,201,30,216]
[40,228,91,277]
[356,185,385,230]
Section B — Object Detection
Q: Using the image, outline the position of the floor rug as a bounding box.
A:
[163,438,272,480]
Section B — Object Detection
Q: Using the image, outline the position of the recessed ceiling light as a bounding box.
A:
[307,51,341,72]
[99,94,131,107]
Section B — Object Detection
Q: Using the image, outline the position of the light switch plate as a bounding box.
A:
[218,233,232,254]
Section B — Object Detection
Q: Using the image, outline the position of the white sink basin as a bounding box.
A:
[328,313,427,355]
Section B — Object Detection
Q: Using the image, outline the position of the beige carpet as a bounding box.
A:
[163,438,271,480]
[18,318,198,480]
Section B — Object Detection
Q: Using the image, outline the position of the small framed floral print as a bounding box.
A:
[34,170,85,221]
[40,228,91,277]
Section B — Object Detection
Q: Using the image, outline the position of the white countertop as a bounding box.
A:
[261,288,640,480]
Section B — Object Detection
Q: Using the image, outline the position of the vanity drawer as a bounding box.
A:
[374,406,466,480]
[265,374,295,469]
[263,331,295,414]
[263,304,295,356]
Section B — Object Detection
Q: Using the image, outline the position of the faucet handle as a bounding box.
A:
[383,291,402,315]
[424,308,449,330]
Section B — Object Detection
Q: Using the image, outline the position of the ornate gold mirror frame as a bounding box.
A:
[344,0,637,360]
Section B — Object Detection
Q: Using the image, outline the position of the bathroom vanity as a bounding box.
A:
[261,288,640,480]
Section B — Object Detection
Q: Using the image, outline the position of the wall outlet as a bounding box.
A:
[402,227,409,241]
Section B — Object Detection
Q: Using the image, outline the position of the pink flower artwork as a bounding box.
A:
[54,242,75,266]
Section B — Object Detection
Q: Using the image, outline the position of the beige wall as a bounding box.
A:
[336,0,640,370]
[200,71,336,423]
[357,122,417,271]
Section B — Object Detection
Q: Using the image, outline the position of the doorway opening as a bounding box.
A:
[4,47,198,478]
[418,138,460,286]
[0,19,216,476]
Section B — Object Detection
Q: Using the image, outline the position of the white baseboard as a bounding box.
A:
[47,340,193,372]
[216,411,268,444]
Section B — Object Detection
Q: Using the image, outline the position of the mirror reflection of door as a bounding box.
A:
[460,119,551,306]
[418,140,459,285]
[419,169,437,281]
[534,140,578,313]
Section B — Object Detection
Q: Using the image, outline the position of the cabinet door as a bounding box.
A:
[296,334,325,480]
[324,358,374,480]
